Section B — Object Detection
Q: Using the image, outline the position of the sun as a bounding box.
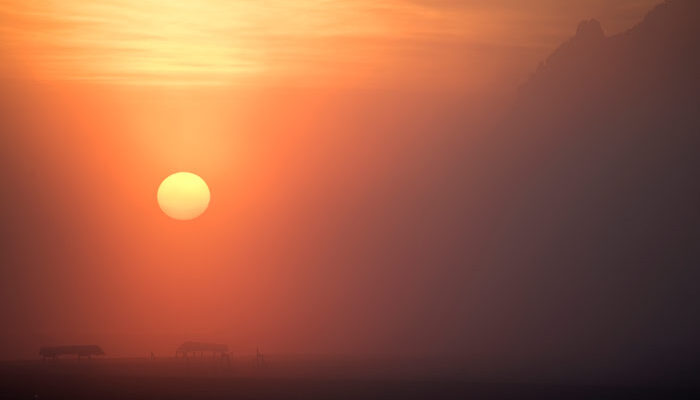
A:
[157,172,210,220]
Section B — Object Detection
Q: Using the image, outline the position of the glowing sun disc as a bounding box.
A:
[157,172,210,220]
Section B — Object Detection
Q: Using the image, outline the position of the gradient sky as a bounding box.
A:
[0,0,665,365]
[1,0,658,86]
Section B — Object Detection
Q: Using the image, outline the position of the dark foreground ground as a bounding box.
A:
[0,357,698,400]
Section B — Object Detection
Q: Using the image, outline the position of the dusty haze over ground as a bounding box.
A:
[1,0,698,387]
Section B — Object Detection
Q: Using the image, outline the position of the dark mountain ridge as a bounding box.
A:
[473,0,700,382]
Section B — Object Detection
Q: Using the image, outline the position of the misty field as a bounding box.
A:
[0,356,696,399]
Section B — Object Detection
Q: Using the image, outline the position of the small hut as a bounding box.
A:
[39,345,105,360]
[175,341,228,358]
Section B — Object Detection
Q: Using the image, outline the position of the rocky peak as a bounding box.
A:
[575,19,605,41]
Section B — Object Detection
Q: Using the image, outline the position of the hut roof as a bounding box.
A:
[39,345,105,356]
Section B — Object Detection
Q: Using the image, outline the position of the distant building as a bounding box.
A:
[175,341,229,358]
[39,345,105,360]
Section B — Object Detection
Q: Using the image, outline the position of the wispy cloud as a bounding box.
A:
[0,0,659,85]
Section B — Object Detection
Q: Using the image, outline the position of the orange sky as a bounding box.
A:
[0,0,662,359]
[1,0,659,87]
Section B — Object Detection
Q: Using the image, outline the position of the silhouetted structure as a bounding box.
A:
[175,341,229,358]
[256,346,266,367]
[39,345,105,360]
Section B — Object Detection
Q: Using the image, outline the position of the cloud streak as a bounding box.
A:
[0,0,659,85]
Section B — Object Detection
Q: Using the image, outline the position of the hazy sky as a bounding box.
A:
[0,0,672,366]
[0,0,659,86]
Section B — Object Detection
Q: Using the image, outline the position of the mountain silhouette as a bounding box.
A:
[478,0,700,381]
[520,0,698,114]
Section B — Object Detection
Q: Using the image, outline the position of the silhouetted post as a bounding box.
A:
[256,347,265,367]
